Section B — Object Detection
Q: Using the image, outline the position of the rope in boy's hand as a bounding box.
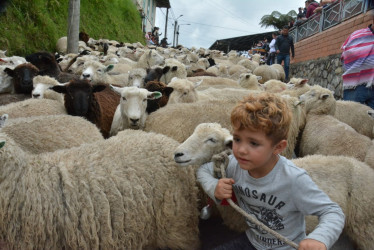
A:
[212,149,232,178]
[213,151,299,250]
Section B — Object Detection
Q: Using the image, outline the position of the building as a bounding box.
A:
[132,0,170,34]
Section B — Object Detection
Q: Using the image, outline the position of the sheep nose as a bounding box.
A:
[82,73,90,78]
[174,152,184,158]
[130,118,139,124]
[32,94,40,98]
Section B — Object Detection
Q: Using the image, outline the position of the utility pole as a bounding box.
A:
[176,24,180,47]
[67,0,80,54]
[164,8,169,39]
[172,15,183,47]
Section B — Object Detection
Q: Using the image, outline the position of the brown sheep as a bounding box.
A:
[144,80,174,113]
[191,68,217,77]
[51,79,120,138]
[4,63,39,94]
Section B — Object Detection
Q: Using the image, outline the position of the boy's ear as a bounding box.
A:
[274,139,287,155]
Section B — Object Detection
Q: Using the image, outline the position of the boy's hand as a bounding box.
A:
[298,239,326,250]
[214,178,235,200]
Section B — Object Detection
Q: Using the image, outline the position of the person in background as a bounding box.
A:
[160,37,170,48]
[306,0,320,18]
[145,31,154,45]
[152,27,162,46]
[197,92,345,250]
[267,33,277,65]
[341,22,374,109]
[275,26,294,82]
[314,0,338,14]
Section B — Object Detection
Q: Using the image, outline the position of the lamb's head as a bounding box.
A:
[167,77,202,104]
[32,75,61,98]
[69,55,97,75]
[160,58,187,84]
[145,49,165,67]
[4,63,39,94]
[128,68,147,88]
[299,85,336,115]
[174,123,233,167]
[81,60,113,83]
[111,85,161,129]
[238,73,262,90]
[51,79,106,116]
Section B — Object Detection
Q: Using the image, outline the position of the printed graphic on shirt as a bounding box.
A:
[239,197,285,234]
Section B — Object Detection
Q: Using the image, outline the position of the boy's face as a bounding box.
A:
[232,127,286,178]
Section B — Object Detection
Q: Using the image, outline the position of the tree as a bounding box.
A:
[67,0,80,54]
[259,10,297,30]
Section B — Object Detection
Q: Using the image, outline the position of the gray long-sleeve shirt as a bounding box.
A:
[275,35,295,57]
[197,155,345,250]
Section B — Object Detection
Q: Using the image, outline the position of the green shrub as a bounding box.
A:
[0,0,145,56]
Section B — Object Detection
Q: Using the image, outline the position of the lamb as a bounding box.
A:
[51,79,120,138]
[206,64,229,77]
[252,64,279,84]
[0,98,67,119]
[2,114,103,154]
[135,49,165,69]
[25,51,79,83]
[109,86,162,136]
[144,66,170,83]
[187,76,240,90]
[160,58,187,84]
[67,55,99,75]
[263,79,289,93]
[127,67,147,88]
[281,78,310,97]
[270,64,286,82]
[174,122,374,250]
[144,81,174,113]
[4,63,39,94]
[333,100,374,138]
[237,58,259,72]
[80,60,129,86]
[32,75,64,102]
[0,123,200,249]
[227,64,251,80]
[298,86,374,169]
[238,73,263,90]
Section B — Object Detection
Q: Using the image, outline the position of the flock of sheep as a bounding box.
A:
[0,34,373,249]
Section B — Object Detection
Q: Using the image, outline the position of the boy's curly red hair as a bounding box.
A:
[231,92,292,144]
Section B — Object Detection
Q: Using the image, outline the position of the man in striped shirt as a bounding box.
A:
[341,22,374,109]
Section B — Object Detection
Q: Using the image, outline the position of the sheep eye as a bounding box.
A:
[183,92,187,95]
[206,138,216,143]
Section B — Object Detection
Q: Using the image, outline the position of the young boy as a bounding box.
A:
[197,92,345,250]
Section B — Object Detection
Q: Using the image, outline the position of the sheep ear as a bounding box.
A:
[0,141,5,149]
[194,80,203,88]
[257,76,262,80]
[321,94,330,100]
[164,87,174,96]
[224,135,233,149]
[0,114,8,128]
[148,50,152,57]
[148,91,162,100]
[105,64,114,73]
[367,110,374,119]
[299,79,308,86]
[110,84,122,95]
[163,66,170,74]
[4,68,15,77]
[50,85,67,94]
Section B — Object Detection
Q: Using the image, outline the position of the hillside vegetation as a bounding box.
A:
[0,0,145,56]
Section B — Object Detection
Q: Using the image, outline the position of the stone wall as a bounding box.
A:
[290,54,344,99]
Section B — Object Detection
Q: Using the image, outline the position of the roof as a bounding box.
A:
[209,31,276,53]
[155,0,170,8]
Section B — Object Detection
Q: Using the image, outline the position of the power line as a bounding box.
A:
[179,20,250,33]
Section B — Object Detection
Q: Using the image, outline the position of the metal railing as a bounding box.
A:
[289,0,372,43]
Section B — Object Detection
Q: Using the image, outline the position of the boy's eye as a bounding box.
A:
[233,137,240,142]
[250,141,259,146]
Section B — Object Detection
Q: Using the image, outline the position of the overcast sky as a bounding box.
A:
[155,0,303,49]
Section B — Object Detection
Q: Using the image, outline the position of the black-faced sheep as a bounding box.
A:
[51,79,120,138]
[4,63,39,94]
[144,80,174,113]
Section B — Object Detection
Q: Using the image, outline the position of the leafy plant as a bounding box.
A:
[259,10,297,30]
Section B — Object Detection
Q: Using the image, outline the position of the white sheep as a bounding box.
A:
[127,67,146,88]
[32,75,64,103]
[0,98,67,119]
[188,76,240,90]
[281,78,310,97]
[80,60,129,86]
[206,64,229,77]
[0,65,15,93]
[270,64,286,82]
[109,86,162,136]
[0,124,200,249]
[135,49,165,69]
[174,122,374,250]
[253,64,279,84]
[333,100,374,138]
[2,114,103,154]
[160,58,187,84]
[237,58,259,72]
[263,79,289,93]
[238,73,263,90]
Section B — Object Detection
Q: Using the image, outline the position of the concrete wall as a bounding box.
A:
[289,10,373,98]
